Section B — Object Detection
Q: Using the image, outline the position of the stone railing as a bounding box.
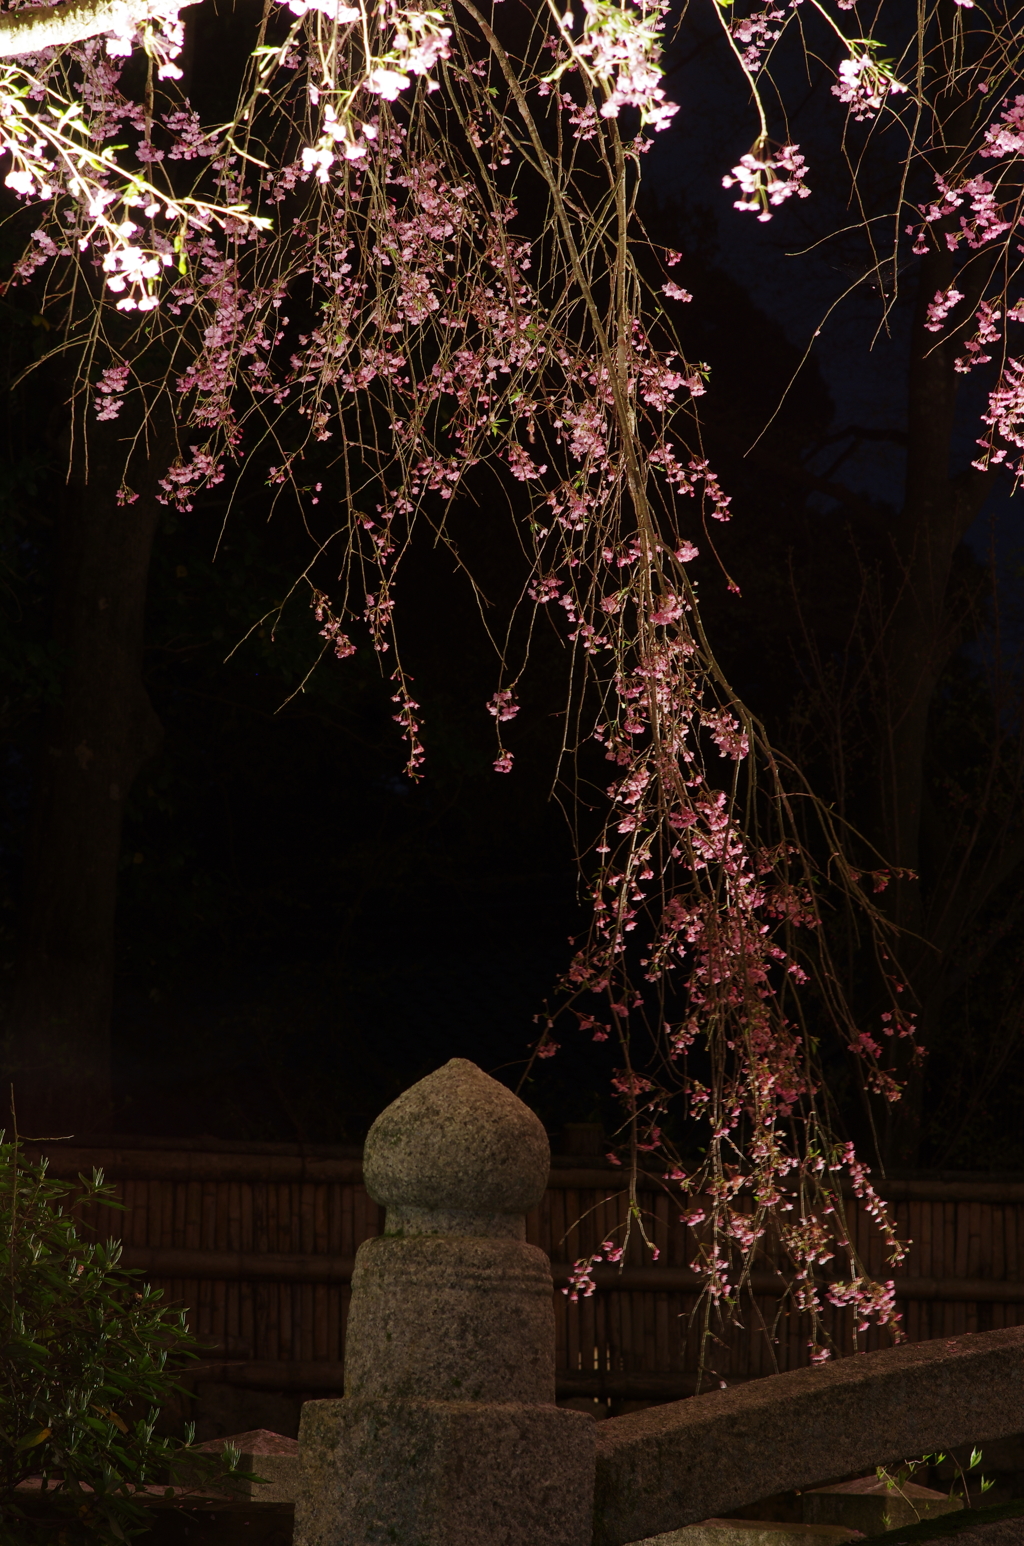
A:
[593,1329,1024,1545]
[288,1059,1024,1546]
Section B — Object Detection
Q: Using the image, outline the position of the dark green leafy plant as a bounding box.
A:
[0,1137,241,1541]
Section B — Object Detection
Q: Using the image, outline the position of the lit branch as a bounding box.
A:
[0,0,196,57]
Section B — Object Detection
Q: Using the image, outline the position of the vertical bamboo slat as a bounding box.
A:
[1008,1206,1019,1327]
[968,1200,982,1279]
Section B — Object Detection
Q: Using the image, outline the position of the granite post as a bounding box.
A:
[294,1058,595,1546]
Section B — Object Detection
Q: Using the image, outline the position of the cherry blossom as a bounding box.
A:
[924,287,964,332]
[0,0,939,1366]
[723,142,810,221]
[831,49,908,120]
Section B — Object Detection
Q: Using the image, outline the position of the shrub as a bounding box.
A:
[0,1139,238,1541]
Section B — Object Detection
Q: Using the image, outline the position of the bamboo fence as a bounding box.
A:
[26,1139,1024,1401]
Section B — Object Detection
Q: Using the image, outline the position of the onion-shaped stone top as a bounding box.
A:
[363,1058,550,1220]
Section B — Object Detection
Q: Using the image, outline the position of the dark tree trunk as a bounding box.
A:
[875,246,997,1167]
[4,411,170,1139]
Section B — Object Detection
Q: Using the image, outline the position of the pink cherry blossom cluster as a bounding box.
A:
[979,94,1024,159]
[390,670,425,778]
[907,170,1011,255]
[901,89,1024,496]
[487,689,520,722]
[722,142,810,221]
[831,50,908,121]
[924,286,964,332]
[730,4,786,74]
[1,49,269,312]
[547,0,680,131]
[94,359,131,420]
[955,301,1002,373]
[973,357,1024,483]
[547,522,914,1344]
[313,591,357,660]
[562,1237,627,1302]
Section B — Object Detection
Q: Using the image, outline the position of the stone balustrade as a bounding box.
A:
[290,1058,1024,1546]
[594,1327,1024,1546]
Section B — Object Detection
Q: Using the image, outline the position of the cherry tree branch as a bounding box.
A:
[0,0,194,57]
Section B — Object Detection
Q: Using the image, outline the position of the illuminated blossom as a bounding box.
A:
[723,143,810,220]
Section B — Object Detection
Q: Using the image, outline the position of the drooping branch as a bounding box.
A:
[0,0,194,56]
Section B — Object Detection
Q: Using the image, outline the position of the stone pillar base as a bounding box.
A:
[294,1398,595,1546]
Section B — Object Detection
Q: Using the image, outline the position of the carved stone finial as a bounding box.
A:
[343,1059,556,1403]
[295,1059,595,1546]
[363,1057,549,1238]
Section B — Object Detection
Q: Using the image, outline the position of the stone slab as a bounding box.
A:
[804,1477,963,1536]
[625,1519,864,1546]
[593,1327,1024,1546]
[191,1427,299,1502]
[876,1514,1024,1546]
[914,1524,1024,1546]
[294,1397,594,1546]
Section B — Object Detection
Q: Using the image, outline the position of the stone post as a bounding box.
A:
[294,1058,595,1546]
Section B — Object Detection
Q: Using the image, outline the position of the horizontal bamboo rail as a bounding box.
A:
[27,1147,623,1188]
[27,1148,367,1185]
[116,1246,1024,1302]
[29,1145,1024,1204]
[179,1358,700,1400]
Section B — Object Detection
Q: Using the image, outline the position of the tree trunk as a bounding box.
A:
[876,246,996,1166]
[4,411,169,1139]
